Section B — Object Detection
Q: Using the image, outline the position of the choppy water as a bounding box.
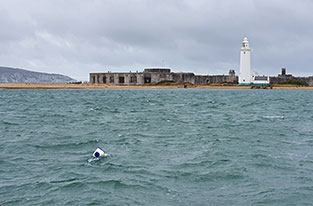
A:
[1,89,313,205]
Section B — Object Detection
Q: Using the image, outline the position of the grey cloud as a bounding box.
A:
[0,0,312,80]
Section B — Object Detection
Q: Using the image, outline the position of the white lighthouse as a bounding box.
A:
[239,37,252,85]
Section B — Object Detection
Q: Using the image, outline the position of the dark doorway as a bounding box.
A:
[119,76,125,84]
[103,76,106,84]
[144,77,151,84]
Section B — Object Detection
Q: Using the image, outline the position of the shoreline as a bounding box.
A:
[0,83,313,90]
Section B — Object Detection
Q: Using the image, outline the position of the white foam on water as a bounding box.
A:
[88,153,110,163]
[262,115,285,119]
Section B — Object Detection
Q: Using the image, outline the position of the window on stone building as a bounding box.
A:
[130,76,137,83]
[110,76,114,83]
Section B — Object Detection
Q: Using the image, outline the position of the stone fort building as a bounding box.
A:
[269,68,313,86]
[90,68,238,85]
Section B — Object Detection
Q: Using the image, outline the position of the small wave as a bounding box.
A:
[50,178,79,184]
[262,115,285,119]
[87,179,148,191]
[1,120,19,125]
[32,139,100,150]
[59,181,86,190]
[87,157,100,163]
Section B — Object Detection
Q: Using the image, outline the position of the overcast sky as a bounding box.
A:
[1,0,312,80]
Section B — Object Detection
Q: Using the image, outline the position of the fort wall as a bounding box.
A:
[90,69,238,85]
[90,68,312,86]
[269,68,313,86]
[270,76,313,86]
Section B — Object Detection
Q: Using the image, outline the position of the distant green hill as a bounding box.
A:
[0,66,76,83]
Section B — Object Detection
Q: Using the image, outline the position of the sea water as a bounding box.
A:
[1,89,313,205]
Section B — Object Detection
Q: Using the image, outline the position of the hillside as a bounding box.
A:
[0,67,76,83]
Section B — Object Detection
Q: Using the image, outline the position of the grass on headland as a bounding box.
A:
[279,80,309,86]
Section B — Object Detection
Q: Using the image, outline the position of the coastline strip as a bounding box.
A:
[0,83,313,90]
